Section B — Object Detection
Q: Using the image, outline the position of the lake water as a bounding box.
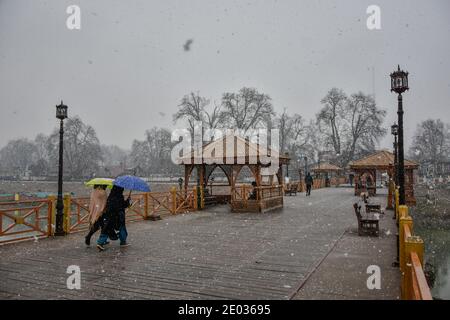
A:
[415,226,450,300]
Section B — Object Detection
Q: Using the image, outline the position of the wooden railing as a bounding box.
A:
[0,198,53,244]
[395,188,433,300]
[287,178,328,192]
[231,184,284,201]
[230,184,284,213]
[0,187,197,244]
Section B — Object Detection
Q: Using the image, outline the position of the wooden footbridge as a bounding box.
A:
[0,187,431,300]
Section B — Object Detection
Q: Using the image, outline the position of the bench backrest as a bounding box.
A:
[353,203,362,221]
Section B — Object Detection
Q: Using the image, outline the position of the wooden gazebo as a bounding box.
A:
[349,150,418,205]
[179,134,290,213]
[310,162,342,176]
[310,162,344,187]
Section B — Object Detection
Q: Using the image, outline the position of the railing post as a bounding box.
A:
[399,213,412,272]
[171,186,177,214]
[63,193,71,235]
[399,204,409,219]
[14,193,19,217]
[193,186,198,210]
[143,192,149,220]
[243,185,247,207]
[200,185,204,209]
[47,195,56,236]
[403,235,424,300]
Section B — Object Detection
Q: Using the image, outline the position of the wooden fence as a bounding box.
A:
[0,187,196,244]
[231,184,284,213]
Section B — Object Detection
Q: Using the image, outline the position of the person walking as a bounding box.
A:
[85,184,108,246]
[97,185,131,251]
[305,172,313,196]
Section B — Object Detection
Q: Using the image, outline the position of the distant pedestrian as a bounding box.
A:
[305,172,313,196]
[85,185,107,246]
[248,181,258,200]
[97,185,131,251]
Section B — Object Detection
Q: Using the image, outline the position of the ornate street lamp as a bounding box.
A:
[55,100,68,236]
[390,122,400,267]
[390,65,409,205]
[391,123,399,186]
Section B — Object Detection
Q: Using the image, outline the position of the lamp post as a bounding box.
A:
[390,65,409,205]
[55,101,68,236]
[391,123,399,186]
[284,152,290,178]
[304,156,308,176]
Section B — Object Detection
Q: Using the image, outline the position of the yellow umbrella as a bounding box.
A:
[85,178,114,188]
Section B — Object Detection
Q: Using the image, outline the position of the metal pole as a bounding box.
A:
[397,93,406,205]
[304,157,307,175]
[55,119,65,236]
[394,136,398,185]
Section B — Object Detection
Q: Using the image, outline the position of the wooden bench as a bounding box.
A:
[353,203,379,236]
[284,184,297,196]
[366,203,384,214]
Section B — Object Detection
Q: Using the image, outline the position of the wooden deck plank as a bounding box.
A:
[0,188,399,299]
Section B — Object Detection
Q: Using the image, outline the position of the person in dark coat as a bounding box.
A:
[96,185,131,251]
[248,181,258,200]
[305,172,313,196]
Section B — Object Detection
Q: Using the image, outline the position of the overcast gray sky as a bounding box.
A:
[1,0,449,150]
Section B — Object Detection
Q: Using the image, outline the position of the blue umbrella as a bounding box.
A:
[114,175,151,192]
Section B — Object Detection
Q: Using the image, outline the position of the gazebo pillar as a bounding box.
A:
[184,164,193,196]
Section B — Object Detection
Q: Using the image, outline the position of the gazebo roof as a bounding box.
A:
[310,162,342,172]
[349,150,418,170]
[179,134,290,165]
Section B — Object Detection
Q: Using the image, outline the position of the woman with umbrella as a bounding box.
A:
[84,178,114,246]
[96,175,150,251]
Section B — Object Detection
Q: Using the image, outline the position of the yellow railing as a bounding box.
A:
[395,188,433,300]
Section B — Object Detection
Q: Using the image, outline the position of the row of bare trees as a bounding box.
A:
[0,86,391,178]
[171,87,388,168]
[0,117,125,179]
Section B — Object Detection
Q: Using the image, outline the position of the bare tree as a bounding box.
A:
[221,87,275,133]
[343,92,386,164]
[0,138,37,176]
[173,92,209,136]
[317,88,347,156]
[204,102,227,132]
[316,89,386,166]
[276,109,308,154]
[101,144,129,167]
[47,116,102,178]
[409,119,450,176]
[130,127,180,176]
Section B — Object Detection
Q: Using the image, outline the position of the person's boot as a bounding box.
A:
[85,234,91,246]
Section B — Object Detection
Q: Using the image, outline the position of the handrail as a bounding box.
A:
[410,252,433,300]
[398,202,433,300]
